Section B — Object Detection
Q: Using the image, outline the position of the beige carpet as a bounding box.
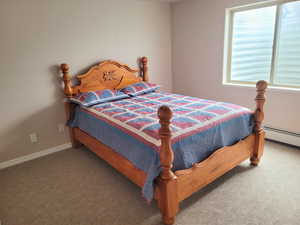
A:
[0,141,299,225]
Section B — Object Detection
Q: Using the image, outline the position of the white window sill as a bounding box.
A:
[223,82,300,93]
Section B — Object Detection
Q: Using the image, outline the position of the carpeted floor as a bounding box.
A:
[0,141,299,225]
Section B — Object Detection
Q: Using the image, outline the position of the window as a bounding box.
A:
[224,0,300,89]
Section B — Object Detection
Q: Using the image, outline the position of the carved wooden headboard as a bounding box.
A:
[60,57,149,97]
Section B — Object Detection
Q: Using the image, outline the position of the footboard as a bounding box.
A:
[156,80,267,225]
[175,134,255,201]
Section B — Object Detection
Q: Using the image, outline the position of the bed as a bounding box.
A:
[60,57,267,225]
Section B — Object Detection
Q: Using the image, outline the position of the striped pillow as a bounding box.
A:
[70,89,129,107]
[120,82,160,97]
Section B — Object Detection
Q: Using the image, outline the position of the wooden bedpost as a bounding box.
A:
[157,106,179,225]
[141,56,149,82]
[61,63,73,97]
[60,63,81,148]
[251,80,268,166]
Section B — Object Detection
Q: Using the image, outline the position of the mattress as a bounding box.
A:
[68,91,254,201]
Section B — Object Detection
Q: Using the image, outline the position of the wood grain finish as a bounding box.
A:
[175,134,255,201]
[60,58,146,97]
[254,80,267,133]
[141,56,149,82]
[157,106,179,225]
[61,64,73,97]
[251,80,268,166]
[158,106,176,181]
[61,58,267,225]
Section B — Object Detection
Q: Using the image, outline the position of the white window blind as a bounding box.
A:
[273,1,300,86]
[224,0,300,89]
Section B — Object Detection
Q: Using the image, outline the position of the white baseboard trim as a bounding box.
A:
[0,142,72,170]
[265,128,300,147]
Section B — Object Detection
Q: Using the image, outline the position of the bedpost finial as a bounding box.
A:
[61,63,69,74]
[158,105,172,138]
[140,56,149,82]
[255,80,267,102]
[60,63,73,97]
[256,80,268,92]
[141,56,148,65]
[158,105,172,123]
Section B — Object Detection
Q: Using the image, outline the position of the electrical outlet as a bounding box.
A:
[58,123,65,133]
[29,133,38,143]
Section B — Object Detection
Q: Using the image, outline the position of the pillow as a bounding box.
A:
[69,89,128,107]
[120,82,160,97]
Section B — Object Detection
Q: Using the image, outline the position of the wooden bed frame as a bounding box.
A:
[60,57,267,225]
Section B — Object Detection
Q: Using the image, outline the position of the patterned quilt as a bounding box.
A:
[69,91,254,201]
[85,91,252,148]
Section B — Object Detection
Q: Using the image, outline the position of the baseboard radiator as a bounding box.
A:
[264,126,300,147]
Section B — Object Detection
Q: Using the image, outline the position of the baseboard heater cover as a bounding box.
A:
[264,126,300,147]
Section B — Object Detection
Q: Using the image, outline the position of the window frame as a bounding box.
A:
[223,0,300,89]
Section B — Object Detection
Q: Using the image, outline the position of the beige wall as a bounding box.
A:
[172,0,300,133]
[0,0,172,162]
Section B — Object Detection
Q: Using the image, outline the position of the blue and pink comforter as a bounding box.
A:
[68,91,254,201]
